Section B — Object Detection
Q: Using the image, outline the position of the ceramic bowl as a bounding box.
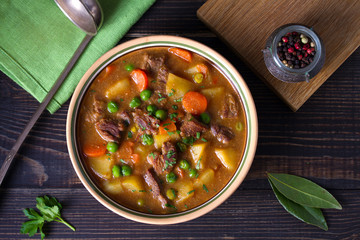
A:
[66,35,258,224]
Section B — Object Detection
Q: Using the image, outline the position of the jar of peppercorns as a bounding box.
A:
[263,24,325,83]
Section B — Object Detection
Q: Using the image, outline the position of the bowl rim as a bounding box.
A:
[66,35,258,225]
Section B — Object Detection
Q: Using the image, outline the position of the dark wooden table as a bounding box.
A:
[1,1,359,239]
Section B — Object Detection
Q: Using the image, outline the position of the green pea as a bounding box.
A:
[129,97,141,108]
[189,169,198,178]
[107,101,119,113]
[112,165,121,178]
[137,199,145,207]
[179,159,190,170]
[166,188,177,200]
[107,142,118,153]
[166,172,177,183]
[146,104,158,114]
[200,112,211,124]
[121,165,132,176]
[125,64,134,72]
[142,134,154,145]
[140,89,152,101]
[155,109,167,120]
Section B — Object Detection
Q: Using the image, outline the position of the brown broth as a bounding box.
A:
[77,47,247,214]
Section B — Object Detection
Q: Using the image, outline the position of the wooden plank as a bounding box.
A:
[0,188,359,239]
[197,0,360,111]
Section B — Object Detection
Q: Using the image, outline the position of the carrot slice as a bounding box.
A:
[130,69,148,92]
[83,144,106,157]
[182,91,207,115]
[196,63,209,77]
[169,48,192,62]
[174,166,184,178]
[98,65,116,82]
[131,153,140,164]
[159,119,177,135]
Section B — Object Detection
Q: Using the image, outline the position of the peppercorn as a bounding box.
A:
[276,31,316,69]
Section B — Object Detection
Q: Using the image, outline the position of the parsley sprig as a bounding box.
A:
[20,195,75,240]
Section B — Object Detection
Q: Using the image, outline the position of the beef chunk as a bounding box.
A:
[95,119,125,142]
[210,123,235,144]
[144,169,168,208]
[146,152,164,175]
[141,54,165,75]
[146,142,177,175]
[148,90,168,107]
[146,150,175,176]
[132,109,160,135]
[162,142,177,170]
[116,110,131,125]
[141,54,169,95]
[157,66,169,84]
[85,96,105,123]
[180,114,208,138]
[219,93,238,119]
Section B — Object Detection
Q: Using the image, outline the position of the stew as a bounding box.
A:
[77,47,247,214]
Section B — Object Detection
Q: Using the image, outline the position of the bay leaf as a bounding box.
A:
[269,180,328,231]
[268,173,342,209]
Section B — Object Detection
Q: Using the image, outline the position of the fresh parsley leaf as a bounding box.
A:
[20,196,75,240]
[169,113,178,120]
[172,105,178,110]
[187,190,195,195]
[196,157,202,170]
[127,131,133,138]
[177,142,187,152]
[196,132,201,139]
[182,136,195,145]
[201,138,208,142]
[165,203,177,209]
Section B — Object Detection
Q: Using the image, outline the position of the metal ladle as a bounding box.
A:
[0,0,103,186]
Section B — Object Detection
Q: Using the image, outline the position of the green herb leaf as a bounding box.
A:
[269,180,328,231]
[196,132,201,139]
[20,196,75,240]
[268,173,342,209]
[177,142,187,152]
[187,190,195,195]
[196,157,202,170]
[203,184,209,193]
[127,131,133,139]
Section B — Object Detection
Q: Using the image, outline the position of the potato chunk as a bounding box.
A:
[194,168,215,188]
[200,87,224,103]
[166,73,195,99]
[88,155,113,179]
[189,143,208,169]
[122,175,145,192]
[153,133,180,149]
[103,179,124,194]
[214,148,237,171]
[173,180,194,204]
[105,79,130,99]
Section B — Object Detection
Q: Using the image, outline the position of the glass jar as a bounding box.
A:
[263,24,325,83]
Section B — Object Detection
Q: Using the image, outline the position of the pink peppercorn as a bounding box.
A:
[303,44,309,51]
[287,47,294,53]
[282,37,288,43]
[294,42,301,50]
[307,47,315,54]
[298,55,303,60]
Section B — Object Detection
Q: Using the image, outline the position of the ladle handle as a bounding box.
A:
[0,34,93,186]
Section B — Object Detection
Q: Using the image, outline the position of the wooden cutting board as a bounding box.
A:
[197,0,360,111]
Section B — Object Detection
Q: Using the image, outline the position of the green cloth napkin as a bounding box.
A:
[0,0,155,113]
